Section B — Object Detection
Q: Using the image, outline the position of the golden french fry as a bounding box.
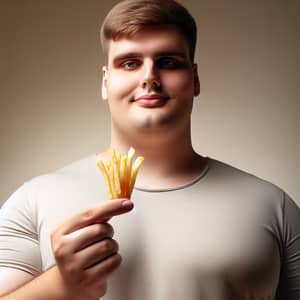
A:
[126,148,134,181]
[111,149,121,196]
[97,160,113,199]
[120,155,127,197]
[129,156,144,193]
[97,147,144,200]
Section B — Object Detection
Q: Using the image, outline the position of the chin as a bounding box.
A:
[130,109,176,129]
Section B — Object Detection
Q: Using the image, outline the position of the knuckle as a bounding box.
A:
[98,223,114,238]
[98,223,107,235]
[85,223,115,241]
[53,246,64,259]
[100,238,118,254]
[115,253,122,264]
[52,239,68,259]
[91,223,103,236]
[111,239,119,252]
[96,254,122,280]
[110,253,122,268]
[102,239,114,252]
[80,208,95,222]
[107,223,114,237]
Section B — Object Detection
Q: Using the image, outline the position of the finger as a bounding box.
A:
[86,253,122,281]
[55,199,133,235]
[67,223,114,253]
[78,238,119,270]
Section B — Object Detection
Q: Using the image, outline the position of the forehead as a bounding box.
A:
[107,26,190,63]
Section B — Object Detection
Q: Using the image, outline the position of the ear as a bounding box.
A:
[193,64,200,97]
[101,66,108,100]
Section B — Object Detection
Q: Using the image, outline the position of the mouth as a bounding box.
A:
[133,94,169,108]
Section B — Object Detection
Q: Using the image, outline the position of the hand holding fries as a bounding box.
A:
[51,199,134,300]
[97,148,144,199]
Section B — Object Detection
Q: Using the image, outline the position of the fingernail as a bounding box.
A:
[122,199,133,209]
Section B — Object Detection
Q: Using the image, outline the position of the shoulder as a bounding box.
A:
[2,154,105,216]
[206,158,288,208]
[22,154,100,192]
[209,159,282,192]
[32,154,98,182]
[205,159,300,241]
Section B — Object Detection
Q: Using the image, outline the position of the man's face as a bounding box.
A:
[102,26,200,138]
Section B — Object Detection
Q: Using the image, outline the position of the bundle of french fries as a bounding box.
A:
[97,147,144,199]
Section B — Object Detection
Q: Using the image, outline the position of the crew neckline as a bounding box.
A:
[133,157,211,193]
[95,153,211,193]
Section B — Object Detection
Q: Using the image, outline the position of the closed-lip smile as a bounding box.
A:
[134,94,169,108]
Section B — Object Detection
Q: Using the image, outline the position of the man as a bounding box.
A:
[0,0,300,299]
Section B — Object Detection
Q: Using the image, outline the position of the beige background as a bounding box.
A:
[0,0,299,205]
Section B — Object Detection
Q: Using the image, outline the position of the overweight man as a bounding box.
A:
[0,0,300,299]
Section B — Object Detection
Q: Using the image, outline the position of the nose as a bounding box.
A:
[140,59,161,90]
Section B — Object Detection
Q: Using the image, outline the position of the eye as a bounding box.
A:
[156,57,184,69]
[121,60,141,70]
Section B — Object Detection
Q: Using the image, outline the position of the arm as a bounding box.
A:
[276,193,300,299]
[0,265,104,300]
[0,199,134,300]
[0,268,33,295]
[0,267,62,299]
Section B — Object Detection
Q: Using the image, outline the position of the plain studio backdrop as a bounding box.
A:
[0,0,299,205]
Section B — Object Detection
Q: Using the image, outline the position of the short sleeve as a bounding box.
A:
[0,183,42,276]
[276,193,300,299]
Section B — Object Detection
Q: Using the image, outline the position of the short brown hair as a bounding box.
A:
[100,0,197,61]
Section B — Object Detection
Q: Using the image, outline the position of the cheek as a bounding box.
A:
[107,72,137,99]
[163,71,194,95]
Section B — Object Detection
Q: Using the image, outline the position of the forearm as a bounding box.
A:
[0,266,70,300]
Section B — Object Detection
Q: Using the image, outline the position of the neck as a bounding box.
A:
[106,123,207,190]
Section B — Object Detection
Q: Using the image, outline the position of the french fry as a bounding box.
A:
[111,149,121,196]
[129,156,144,192]
[97,147,144,199]
[97,160,113,199]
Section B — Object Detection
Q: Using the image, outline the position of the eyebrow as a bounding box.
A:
[112,51,187,64]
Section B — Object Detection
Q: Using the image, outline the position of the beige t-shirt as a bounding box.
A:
[0,155,299,299]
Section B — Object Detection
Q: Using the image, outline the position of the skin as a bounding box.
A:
[0,199,134,300]
[0,25,207,300]
[101,26,206,189]
[103,26,199,139]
